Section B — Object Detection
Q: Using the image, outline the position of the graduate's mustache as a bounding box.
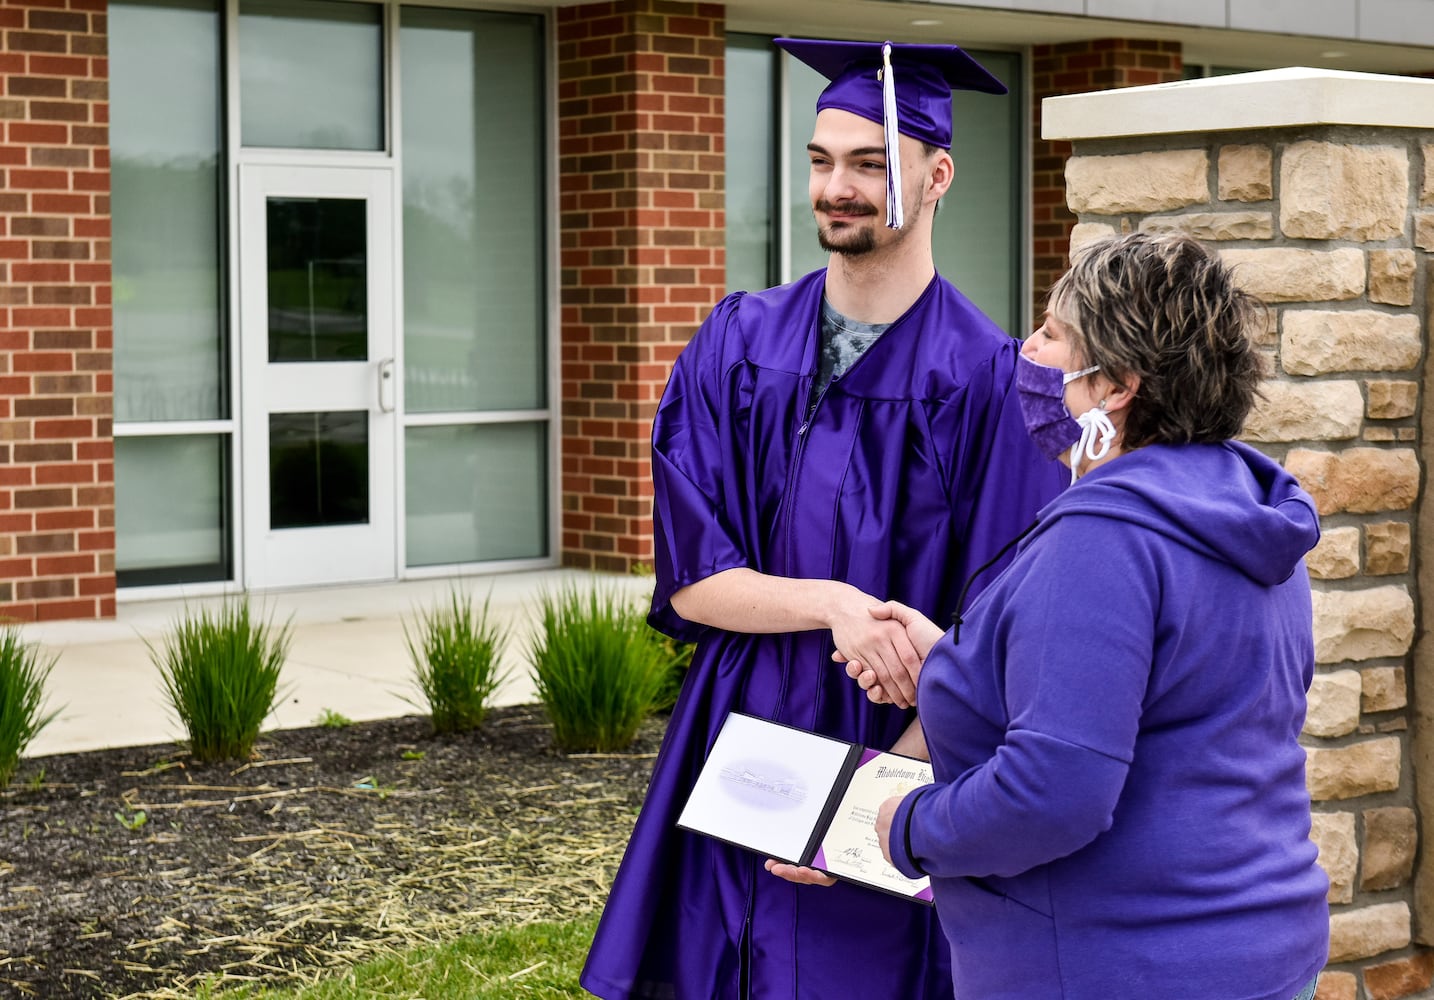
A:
[815,199,878,217]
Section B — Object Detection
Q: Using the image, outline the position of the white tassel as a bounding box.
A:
[881,42,903,230]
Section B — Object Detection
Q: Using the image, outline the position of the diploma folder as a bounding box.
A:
[677,712,934,903]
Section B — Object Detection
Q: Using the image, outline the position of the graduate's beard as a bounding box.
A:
[818,223,877,256]
[814,194,923,257]
[815,199,878,255]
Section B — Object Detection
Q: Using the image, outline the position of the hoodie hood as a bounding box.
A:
[1031,441,1319,586]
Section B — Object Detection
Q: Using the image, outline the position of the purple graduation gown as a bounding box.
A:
[581,270,1066,1000]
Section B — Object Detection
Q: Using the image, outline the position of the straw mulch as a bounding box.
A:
[0,704,663,999]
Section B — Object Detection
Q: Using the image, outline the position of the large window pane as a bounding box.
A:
[725,35,776,294]
[405,424,548,566]
[240,0,383,150]
[932,51,1024,336]
[400,9,546,413]
[115,435,230,586]
[786,52,829,283]
[110,0,223,423]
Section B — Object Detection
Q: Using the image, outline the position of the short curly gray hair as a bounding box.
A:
[1047,232,1266,448]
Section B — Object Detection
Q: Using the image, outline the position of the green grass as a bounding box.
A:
[405,588,511,734]
[194,914,597,999]
[527,584,671,753]
[0,628,59,789]
[147,599,292,763]
[314,708,353,729]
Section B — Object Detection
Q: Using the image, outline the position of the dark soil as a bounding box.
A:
[0,705,662,999]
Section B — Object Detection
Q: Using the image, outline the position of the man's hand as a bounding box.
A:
[764,859,837,886]
[837,602,946,705]
[841,656,893,704]
[667,570,930,708]
[829,608,921,709]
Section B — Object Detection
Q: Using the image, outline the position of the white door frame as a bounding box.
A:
[238,163,399,589]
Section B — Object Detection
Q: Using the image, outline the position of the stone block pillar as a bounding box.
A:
[556,0,726,573]
[1045,69,1434,999]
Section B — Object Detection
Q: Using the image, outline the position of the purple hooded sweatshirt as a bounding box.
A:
[580,269,1066,999]
[890,441,1330,1000]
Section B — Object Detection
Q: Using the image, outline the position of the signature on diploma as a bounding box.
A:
[837,845,870,872]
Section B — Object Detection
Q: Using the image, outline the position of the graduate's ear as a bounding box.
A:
[926,149,954,202]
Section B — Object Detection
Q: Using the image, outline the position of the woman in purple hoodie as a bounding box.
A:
[857,232,1330,999]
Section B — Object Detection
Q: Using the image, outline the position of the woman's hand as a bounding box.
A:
[879,601,945,658]
[876,794,906,867]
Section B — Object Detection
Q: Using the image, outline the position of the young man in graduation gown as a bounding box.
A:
[581,38,1066,1000]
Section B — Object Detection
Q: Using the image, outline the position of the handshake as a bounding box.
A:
[832,599,946,710]
[763,594,944,889]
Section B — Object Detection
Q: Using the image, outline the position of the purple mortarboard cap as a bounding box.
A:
[775,37,1007,229]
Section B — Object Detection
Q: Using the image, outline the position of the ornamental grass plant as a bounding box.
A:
[647,626,694,713]
[0,627,59,789]
[148,599,291,763]
[527,584,670,752]
[404,587,511,734]
[627,563,694,712]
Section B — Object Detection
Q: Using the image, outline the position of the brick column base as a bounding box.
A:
[0,0,115,622]
[556,0,725,573]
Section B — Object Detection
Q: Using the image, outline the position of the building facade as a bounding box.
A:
[3,0,1431,621]
[6,1,1434,996]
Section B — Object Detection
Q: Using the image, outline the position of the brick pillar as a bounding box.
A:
[556,0,725,573]
[1031,39,1182,317]
[0,0,114,622]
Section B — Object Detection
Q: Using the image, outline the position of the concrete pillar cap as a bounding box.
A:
[1043,66,1434,141]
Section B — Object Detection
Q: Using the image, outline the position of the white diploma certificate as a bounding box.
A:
[812,748,933,900]
[677,712,934,903]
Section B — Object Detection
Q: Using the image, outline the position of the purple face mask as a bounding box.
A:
[1016,354,1116,482]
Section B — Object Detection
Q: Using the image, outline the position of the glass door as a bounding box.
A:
[239,164,397,588]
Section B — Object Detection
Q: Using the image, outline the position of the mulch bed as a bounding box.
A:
[0,704,662,999]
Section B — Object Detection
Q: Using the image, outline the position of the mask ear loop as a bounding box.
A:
[1068,403,1116,484]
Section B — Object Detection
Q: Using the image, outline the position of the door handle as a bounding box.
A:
[378,358,396,413]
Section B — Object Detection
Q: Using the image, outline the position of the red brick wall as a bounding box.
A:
[556,0,725,573]
[0,0,114,622]
[1031,39,1182,318]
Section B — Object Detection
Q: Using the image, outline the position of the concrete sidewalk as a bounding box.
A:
[17,568,655,758]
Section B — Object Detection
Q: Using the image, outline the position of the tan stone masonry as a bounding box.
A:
[1280,142,1408,242]
[1065,149,1209,214]
[1045,68,1434,997]
[1218,143,1274,201]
